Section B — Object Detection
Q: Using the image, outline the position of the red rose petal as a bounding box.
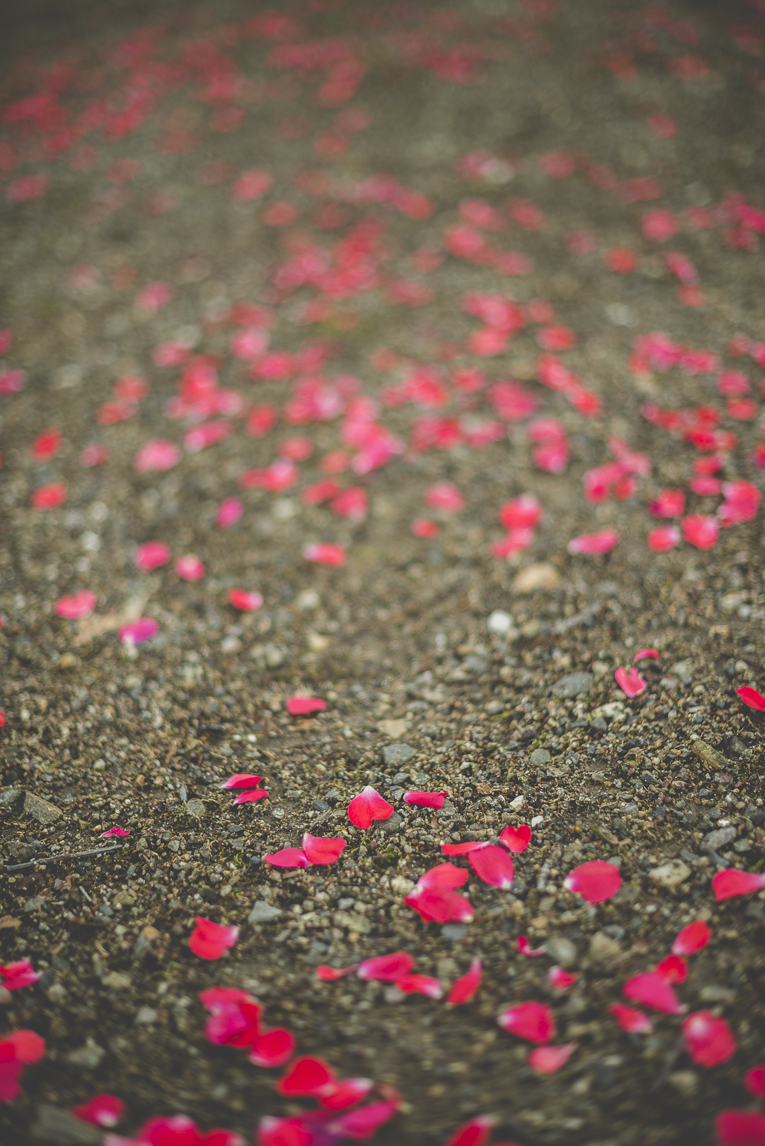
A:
[188,917,239,960]
[264,848,309,869]
[655,954,687,984]
[745,1066,765,1099]
[347,785,394,829]
[623,971,682,1015]
[249,1028,296,1068]
[609,1003,653,1034]
[564,860,621,903]
[614,666,647,698]
[517,936,546,957]
[715,1110,765,1146]
[257,1116,311,1146]
[682,1011,737,1067]
[467,844,514,889]
[498,1001,556,1044]
[301,833,345,865]
[55,591,96,620]
[357,952,415,982]
[447,958,482,1005]
[228,589,263,612]
[221,774,265,790]
[233,789,269,805]
[498,824,532,854]
[286,696,326,715]
[528,1043,577,1073]
[672,920,712,956]
[315,965,356,981]
[735,687,765,712]
[395,973,443,999]
[71,1094,125,1128]
[444,1115,497,1146]
[403,790,447,809]
[277,1056,335,1097]
[713,869,765,901]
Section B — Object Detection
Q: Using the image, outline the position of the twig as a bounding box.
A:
[5,844,124,873]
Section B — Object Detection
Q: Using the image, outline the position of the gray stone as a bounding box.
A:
[530,748,551,766]
[702,827,737,852]
[248,900,283,923]
[441,923,467,940]
[66,1039,105,1068]
[382,743,416,766]
[102,971,132,990]
[378,812,403,833]
[31,1105,102,1145]
[671,660,693,684]
[546,936,578,967]
[135,1006,158,1025]
[487,609,513,635]
[589,931,623,965]
[699,984,736,1004]
[185,799,206,818]
[23,792,62,825]
[551,672,593,699]
[648,860,692,888]
[0,787,23,807]
[693,740,730,770]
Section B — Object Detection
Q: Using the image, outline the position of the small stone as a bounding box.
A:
[648,860,691,888]
[512,562,560,593]
[668,1071,699,1097]
[382,743,416,766]
[102,971,132,990]
[390,876,415,896]
[546,937,577,967]
[441,923,467,940]
[135,1006,158,1025]
[487,609,514,635]
[589,931,623,965]
[699,984,736,1004]
[185,799,206,818]
[702,827,737,852]
[692,740,730,770]
[378,812,403,834]
[92,759,106,772]
[378,719,408,739]
[670,661,693,684]
[23,792,62,825]
[31,1105,102,1145]
[248,900,283,923]
[66,1038,105,1068]
[337,911,371,934]
[529,748,551,766]
[0,787,23,807]
[551,672,593,699]
[734,839,752,853]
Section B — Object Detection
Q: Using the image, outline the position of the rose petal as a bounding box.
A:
[672,920,712,956]
[55,591,96,620]
[517,936,546,957]
[357,952,415,982]
[713,869,765,901]
[614,666,647,698]
[188,917,239,960]
[715,1110,765,1146]
[609,1003,653,1033]
[301,833,345,865]
[548,966,577,990]
[221,774,265,790]
[394,973,443,999]
[264,848,309,869]
[286,696,326,716]
[447,958,482,1005]
[563,860,621,904]
[735,687,765,712]
[257,1116,311,1146]
[249,1028,296,1068]
[347,786,394,829]
[403,790,447,809]
[528,1043,577,1073]
[497,1001,556,1044]
[71,1094,125,1128]
[499,824,532,854]
[444,1115,497,1146]
[682,1011,737,1067]
[467,844,514,889]
[623,971,682,1015]
[315,965,356,981]
[277,1056,335,1097]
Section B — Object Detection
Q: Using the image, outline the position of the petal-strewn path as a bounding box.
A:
[1,1,764,1144]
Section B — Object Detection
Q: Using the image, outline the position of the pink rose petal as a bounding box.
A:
[672,920,712,956]
[447,958,482,1005]
[609,1003,653,1034]
[403,790,447,809]
[713,869,765,901]
[682,1011,737,1067]
[623,971,682,1015]
[499,823,532,853]
[497,1001,556,1044]
[118,618,159,645]
[567,528,619,555]
[55,590,96,620]
[614,666,647,698]
[347,785,394,829]
[736,687,765,712]
[564,860,622,904]
[301,834,345,865]
[286,696,326,716]
[188,917,239,960]
[467,844,514,889]
[528,1043,577,1073]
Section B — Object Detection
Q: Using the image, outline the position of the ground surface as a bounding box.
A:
[1,1,765,1144]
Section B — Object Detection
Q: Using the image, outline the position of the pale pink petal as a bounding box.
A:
[301,834,345,865]
[682,1011,737,1067]
[264,848,309,869]
[228,589,263,612]
[713,869,765,901]
[672,920,712,956]
[548,966,577,990]
[529,1043,577,1073]
[347,786,394,829]
[55,590,96,620]
[633,648,660,663]
[357,952,415,982]
[614,666,647,698]
[395,973,443,999]
[118,618,159,645]
[564,860,621,904]
[517,936,546,957]
[609,1003,652,1033]
[497,1001,556,1044]
[286,696,326,716]
[567,528,619,555]
[447,959,482,1005]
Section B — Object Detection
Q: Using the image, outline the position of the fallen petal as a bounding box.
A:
[623,971,682,1015]
[528,1043,577,1073]
[735,687,765,712]
[221,774,265,790]
[395,973,443,999]
[682,1011,737,1067]
[517,936,546,958]
[564,860,621,904]
[249,1028,296,1068]
[286,696,326,716]
[233,789,269,805]
[467,844,514,889]
[614,666,647,698]
[403,790,447,809]
[264,848,309,869]
[497,1001,556,1044]
[499,824,532,853]
[713,869,765,901]
[715,1110,765,1146]
[277,1056,335,1098]
[548,966,577,990]
[447,959,482,1005]
[71,1094,125,1128]
[302,834,346,865]
[357,952,415,982]
[347,786,394,829]
[672,920,712,956]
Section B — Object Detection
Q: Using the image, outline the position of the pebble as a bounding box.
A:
[102,971,132,990]
[23,792,63,825]
[588,931,623,965]
[648,860,691,888]
[701,827,737,852]
[378,719,409,739]
[66,1038,105,1068]
[546,936,578,967]
[512,562,560,593]
[529,748,551,766]
[692,740,730,771]
[441,923,467,940]
[383,743,416,766]
[551,672,593,699]
[135,1006,158,1025]
[378,812,403,833]
[487,609,514,635]
[30,1104,102,1145]
[0,787,23,807]
[248,901,283,923]
[185,799,206,818]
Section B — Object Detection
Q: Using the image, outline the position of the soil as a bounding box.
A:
[1,1,764,1144]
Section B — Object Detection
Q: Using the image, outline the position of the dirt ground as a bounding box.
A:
[1,0,764,1144]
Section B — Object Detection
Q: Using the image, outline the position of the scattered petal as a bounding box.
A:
[357,952,415,982]
[567,529,619,555]
[403,790,447,809]
[623,972,682,1015]
[498,824,532,854]
[264,848,309,869]
[517,936,546,957]
[301,834,346,865]
[564,860,622,904]
[735,687,765,712]
[548,966,577,990]
[286,696,326,716]
[614,666,647,698]
[715,1111,765,1146]
[497,1001,556,1044]
[713,869,765,901]
[682,1011,737,1067]
[188,917,239,960]
[348,786,394,829]
[467,844,514,889]
[447,959,482,1005]
[633,648,660,663]
[71,1095,125,1128]
[100,827,131,839]
[609,1003,653,1034]
[55,591,96,620]
[672,920,712,956]
[228,589,264,612]
[277,1056,335,1097]
[528,1043,577,1073]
